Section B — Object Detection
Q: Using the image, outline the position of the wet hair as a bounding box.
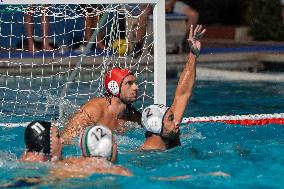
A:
[24,121,51,155]
[102,92,113,106]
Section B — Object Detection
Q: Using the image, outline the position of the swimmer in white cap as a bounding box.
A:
[21,121,64,162]
[139,25,206,151]
[51,125,132,178]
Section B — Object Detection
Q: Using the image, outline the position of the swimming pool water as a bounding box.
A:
[0,79,284,188]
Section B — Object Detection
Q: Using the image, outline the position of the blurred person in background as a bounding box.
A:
[77,5,106,52]
[133,1,199,55]
[25,6,53,52]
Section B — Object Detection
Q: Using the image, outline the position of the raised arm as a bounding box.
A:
[170,25,206,123]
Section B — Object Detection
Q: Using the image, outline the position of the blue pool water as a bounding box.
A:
[0,79,284,188]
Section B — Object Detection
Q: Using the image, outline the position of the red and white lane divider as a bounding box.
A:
[182,113,284,126]
[1,113,284,127]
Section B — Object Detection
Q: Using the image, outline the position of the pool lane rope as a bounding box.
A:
[1,113,284,127]
[182,113,284,126]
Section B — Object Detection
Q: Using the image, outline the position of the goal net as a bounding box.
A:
[0,1,166,125]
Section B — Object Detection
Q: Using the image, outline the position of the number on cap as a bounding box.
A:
[91,127,107,141]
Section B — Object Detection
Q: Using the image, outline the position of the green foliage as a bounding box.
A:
[184,0,246,25]
[245,0,284,41]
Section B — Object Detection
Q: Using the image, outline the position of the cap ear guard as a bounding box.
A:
[142,104,170,135]
[104,67,133,98]
[80,125,113,160]
[107,80,119,95]
[146,117,162,134]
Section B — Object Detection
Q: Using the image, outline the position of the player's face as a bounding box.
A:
[162,109,180,141]
[50,126,64,161]
[120,75,138,104]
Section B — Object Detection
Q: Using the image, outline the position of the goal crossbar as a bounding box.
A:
[2,0,160,4]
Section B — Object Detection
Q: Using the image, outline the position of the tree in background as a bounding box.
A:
[182,0,245,25]
[245,0,284,41]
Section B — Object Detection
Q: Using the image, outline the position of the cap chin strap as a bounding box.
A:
[49,126,52,158]
[106,93,131,106]
[117,73,133,105]
[160,108,170,136]
[107,136,114,162]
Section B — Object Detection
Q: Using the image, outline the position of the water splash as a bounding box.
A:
[116,134,143,152]
[0,134,17,142]
[181,126,205,140]
[45,94,79,128]
[124,121,141,130]
[0,151,17,168]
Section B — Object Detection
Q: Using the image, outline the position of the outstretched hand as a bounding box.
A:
[187,25,206,57]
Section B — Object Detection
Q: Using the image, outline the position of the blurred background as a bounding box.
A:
[1,1,283,73]
[176,0,284,41]
[164,0,284,75]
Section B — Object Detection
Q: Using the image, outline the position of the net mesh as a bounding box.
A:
[0,4,155,123]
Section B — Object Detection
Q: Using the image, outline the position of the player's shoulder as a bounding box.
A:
[58,157,85,165]
[84,96,109,108]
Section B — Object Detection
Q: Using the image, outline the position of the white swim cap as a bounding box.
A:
[79,125,113,160]
[142,104,170,135]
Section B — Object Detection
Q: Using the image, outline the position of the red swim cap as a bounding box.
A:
[104,67,133,97]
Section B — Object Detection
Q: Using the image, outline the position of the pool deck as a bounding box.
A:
[0,40,284,77]
[168,39,284,74]
[168,51,284,72]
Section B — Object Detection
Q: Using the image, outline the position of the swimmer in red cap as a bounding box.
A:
[62,66,141,142]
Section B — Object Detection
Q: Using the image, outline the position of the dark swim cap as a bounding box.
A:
[24,121,51,155]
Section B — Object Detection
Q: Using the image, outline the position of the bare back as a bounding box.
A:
[61,96,141,141]
[50,157,132,178]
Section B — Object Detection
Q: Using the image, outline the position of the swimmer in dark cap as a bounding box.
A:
[0,121,64,187]
[21,121,64,162]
